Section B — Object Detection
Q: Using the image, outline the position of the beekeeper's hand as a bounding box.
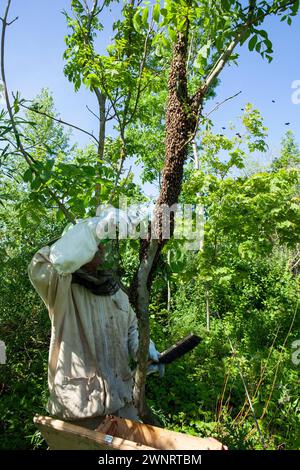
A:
[147,340,165,378]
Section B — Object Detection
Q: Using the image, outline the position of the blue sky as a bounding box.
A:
[1,0,300,195]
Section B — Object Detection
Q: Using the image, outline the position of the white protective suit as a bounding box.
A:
[28,217,141,421]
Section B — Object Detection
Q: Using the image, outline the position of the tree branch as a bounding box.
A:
[176,87,241,166]
[192,0,297,106]
[201,30,245,98]
[86,104,100,121]
[0,15,18,26]
[19,101,100,146]
[93,86,106,159]
[85,0,99,37]
[1,2,32,167]
[205,90,242,118]
[108,132,127,204]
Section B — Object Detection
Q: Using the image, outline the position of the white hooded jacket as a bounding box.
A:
[28,219,139,420]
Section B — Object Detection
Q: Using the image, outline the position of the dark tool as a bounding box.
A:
[157,333,202,365]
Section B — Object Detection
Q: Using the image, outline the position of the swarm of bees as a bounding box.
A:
[219,99,291,134]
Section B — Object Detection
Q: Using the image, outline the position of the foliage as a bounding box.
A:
[144,111,300,450]
[272,130,300,171]
[148,252,300,449]
[0,176,59,449]
[1,99,300,450]
[1,0,300,451]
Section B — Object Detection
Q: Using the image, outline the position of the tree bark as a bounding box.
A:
[93,87,106,206]
[94,87,106,160]
[130,27,203,421]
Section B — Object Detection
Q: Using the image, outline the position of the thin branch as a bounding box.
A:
[93,86,106,159]
[2,15,18,26]
[91,1,151,134]
[0,135,18,150]
[192,140,199,169]
[108,134,127,204]
[85,0,99,37]
[104,99,118,121]
[1,2,32,167]
[95,62,123,127]
[120,164,132,188]
[105,111,116,122]
[86,104,100,121]
[83,0,106,42]
[20,102,100,145]
[205,90,242,118]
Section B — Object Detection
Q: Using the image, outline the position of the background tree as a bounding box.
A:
[272,130,300,171]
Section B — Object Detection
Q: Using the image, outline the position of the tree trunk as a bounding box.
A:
[130,27,203,421]
[94,88,106,206]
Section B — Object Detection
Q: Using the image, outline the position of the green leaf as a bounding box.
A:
[133,11,142,33]
[221,0,230,10]
[13,102,20,114]
[177,18,186,31]
[198,41,211,59]
[56,208,66,222]
[153,3,160,23]
[142,7,149,27]
[155,44,163,57]
[23,168,33,183]
[31,176,42,190]
[264,38,273,53]
[248,35,258,52]
[240,29,251,46]
[20,214,27,229]
[40,169,51,182]
[71,0,84,14]
[256,29,268,39]
[255,41,262,53]
[84,73,101,89]
[168,26,177,42]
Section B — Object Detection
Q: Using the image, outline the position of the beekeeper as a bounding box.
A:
[28,210,161,428]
